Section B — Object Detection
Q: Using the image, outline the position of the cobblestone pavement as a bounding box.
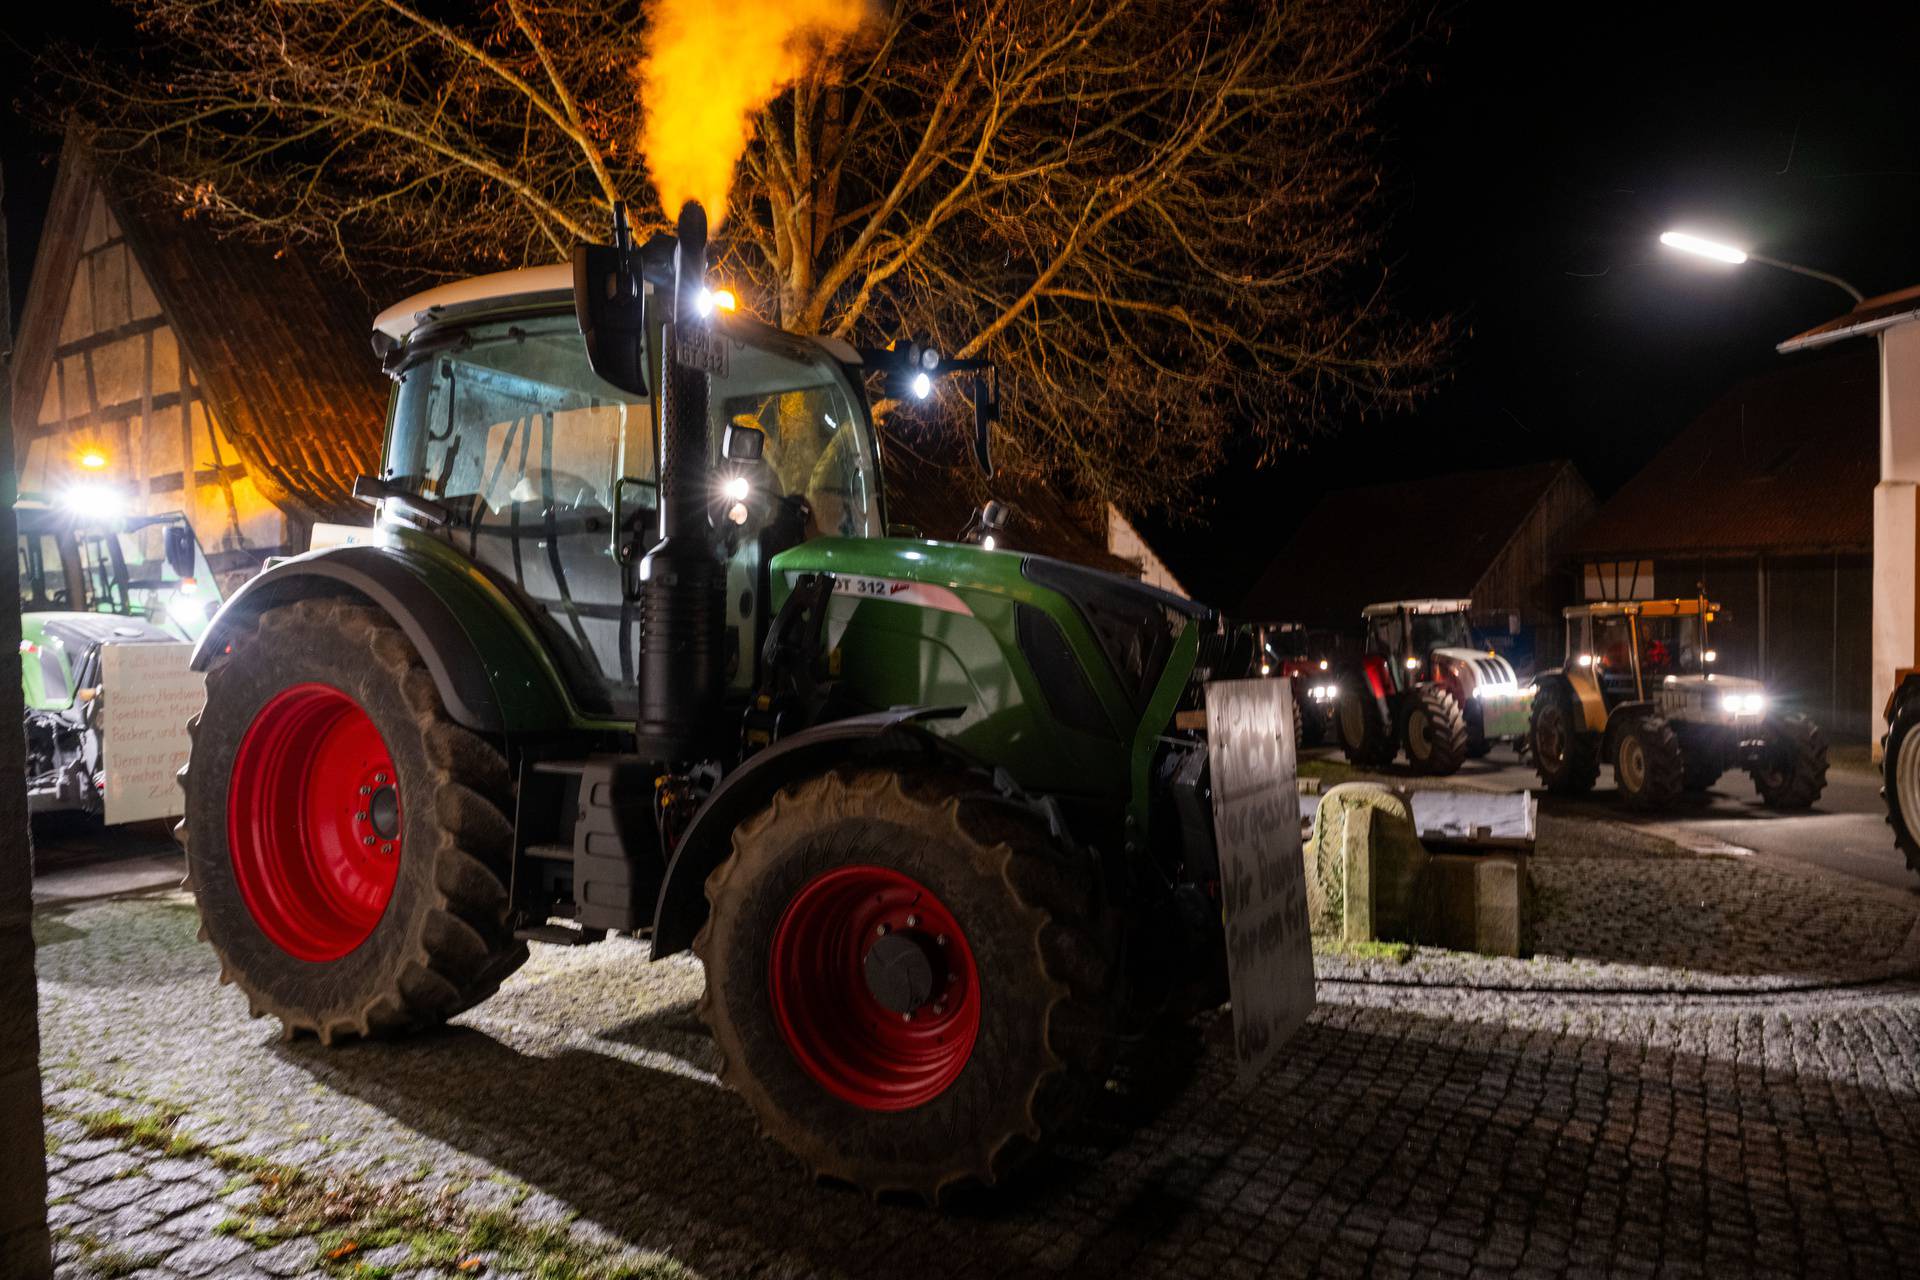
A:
[33,819,1920,1279]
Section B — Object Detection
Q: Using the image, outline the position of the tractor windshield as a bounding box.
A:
[16,511,217,635]
[1412,610,1473,653]
[1638,614,1706,677]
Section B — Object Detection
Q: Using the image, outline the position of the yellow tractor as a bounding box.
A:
[1528,597,1827,811]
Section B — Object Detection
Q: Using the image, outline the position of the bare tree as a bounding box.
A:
[48,0,1446,512]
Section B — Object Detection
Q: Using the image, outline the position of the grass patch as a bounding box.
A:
[31,915,86,947]
[48,1101,692,1280]
[1313,937,1415,964]
[54,1227,162,1279]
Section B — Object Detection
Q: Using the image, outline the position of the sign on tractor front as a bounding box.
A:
[1204,677,1316,1085]
[100,642,205,825]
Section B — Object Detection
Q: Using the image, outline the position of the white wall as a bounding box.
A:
[1874,323,1920,758]
[1106,505,1188,598]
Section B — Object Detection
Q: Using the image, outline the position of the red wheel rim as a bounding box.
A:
[227,683,403,962]
[768,865,980,1111]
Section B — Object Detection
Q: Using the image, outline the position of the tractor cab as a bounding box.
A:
[1361,598,1478,693]
[1561,598,1728,711]
[16,501,221,641]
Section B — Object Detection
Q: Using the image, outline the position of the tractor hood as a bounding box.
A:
[1435,648,1519,692]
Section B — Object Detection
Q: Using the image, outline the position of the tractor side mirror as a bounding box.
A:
[971,370,999,479]
[573,203,675,399]
[164,525,196,579]
[723,422,765,462]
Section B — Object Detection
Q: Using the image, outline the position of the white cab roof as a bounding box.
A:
[1362,598,1471,617]
[372,264,573,340]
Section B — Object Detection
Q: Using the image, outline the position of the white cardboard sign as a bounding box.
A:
[1204,677,1316,1086]
[100,642,205,825]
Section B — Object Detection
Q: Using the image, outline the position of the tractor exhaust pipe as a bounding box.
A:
[633,201,725,761]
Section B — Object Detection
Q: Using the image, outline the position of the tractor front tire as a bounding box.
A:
[694,766,1119,1201]
[1400,683,1470,776]
[179,599,526,1043]
[1529,683,1599,795]
[1682,757,1725,793]
[1751,713,1828,810]
[1337,690,1395,767]
[1885,695,1920,876]
[1613,714,1685,811]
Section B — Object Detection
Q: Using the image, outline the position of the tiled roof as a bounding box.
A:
[1566,350,1876,559]
[1240,460,1581,624]
[110,191,391,522]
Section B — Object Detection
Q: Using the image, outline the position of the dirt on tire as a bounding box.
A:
[693,765,1119,1202]
[178,598,526,1043]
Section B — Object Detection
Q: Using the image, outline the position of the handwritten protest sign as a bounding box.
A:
[100,642,205,825]
[1204,677,1316,1086]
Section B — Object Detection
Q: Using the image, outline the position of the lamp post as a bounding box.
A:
[1659,230,1865,304]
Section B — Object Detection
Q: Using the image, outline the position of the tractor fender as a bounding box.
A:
[190,545,576,735]
[1884,668,1920,725]
[650,706,970,959]
[1536,669,1606,739]
[1599,701,1658,757]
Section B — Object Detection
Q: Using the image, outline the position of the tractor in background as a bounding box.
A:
[1334,598,1529,774]
[1529,598,1827,810]
[175,205,1305,1202]
[1253,621,1346,748]
[17,499,221,819]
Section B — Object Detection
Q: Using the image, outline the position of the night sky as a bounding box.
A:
[7,1,1920,607]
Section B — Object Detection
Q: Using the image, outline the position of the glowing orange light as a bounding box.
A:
[79,449,108,470]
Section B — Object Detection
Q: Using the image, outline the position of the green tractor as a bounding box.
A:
[178,207,1298,1199]
[19,499,221,818]
[1528,598,1827,811]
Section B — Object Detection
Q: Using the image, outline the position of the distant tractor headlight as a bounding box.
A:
[1318,659,1329,671]
[1308,683,1338,701]
[1577,653,1594,667]
[1404,657,1419,670]
[1260,662,1272,676]
[166,594,211,629]
[1721,692,1765,715]
[1704,649,1718,664]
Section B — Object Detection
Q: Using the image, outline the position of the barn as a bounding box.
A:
[9,135,386,585]
[1240,459,1597,673]
[1565,349,1876,741]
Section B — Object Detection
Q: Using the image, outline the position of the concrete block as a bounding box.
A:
[1418,853,1529,957]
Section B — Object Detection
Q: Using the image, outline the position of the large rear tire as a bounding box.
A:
[1529,682,1599,795]
[1613,714,1684,811]
[1885,694,1920,877]
[1750,713,1828,810]
[694,766,1118,1201]
[1337,689,1395,767]
[1400,683,1470,776]
[178,599,526,1043]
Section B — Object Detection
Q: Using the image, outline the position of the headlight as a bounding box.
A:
[1404,657,1419,670]
[1720,693,1765,715]
[1318,659,1329,671]
[1704,649,1717,664]
[1471,680,1518,699]
[722,475,751,501]
[1308,683,1338,700]
[1577,654,1594,668]
[165,594,210,628]
[1259,663,1272,676]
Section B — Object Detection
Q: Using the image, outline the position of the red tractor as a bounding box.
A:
[1334,599,1531,774]
[1253,622,1345,747]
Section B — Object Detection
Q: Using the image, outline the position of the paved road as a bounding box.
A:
[1306,744,1920,895]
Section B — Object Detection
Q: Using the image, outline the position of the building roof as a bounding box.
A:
[1567,349,1876,560]
[11,137,390,523]
[1240,460,1581,624]
[1777,282,1920,353]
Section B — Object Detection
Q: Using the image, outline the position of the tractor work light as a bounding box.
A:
[167,593,212,629]
[910,371,933,400]
[722,475,751,502]
[61,482,127,518]
[1721,693,1765,715]
[694,286,737,317]
[1318,659,1329,670]
[1577,654,1594,667]
[1404,657,1420,670]
[1704,649,1718,664]
[1260,662,1272,676]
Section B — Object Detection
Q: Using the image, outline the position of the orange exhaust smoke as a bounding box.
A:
[638,0,870,225]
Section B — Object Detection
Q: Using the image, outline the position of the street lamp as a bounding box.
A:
[1659,230,1864,304]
